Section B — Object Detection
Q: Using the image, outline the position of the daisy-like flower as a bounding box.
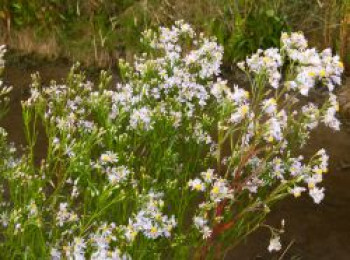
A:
[210,179,232,203]
[230,104,249,123]
[188,178,206,191]
[309,187,325,204]
[193,216,212,239]
[100,151,118,164]
[56,202,78,227]
[202,226,212,239]
[281,31,308,51]
[268,236,282,252]
[129,106,153,131]
[265,117,282,142]
[127,193,176,240]
[201,168,215,183]
[290,186,306,198]
[289,157,304,177]
[106,165,130,184]
[244,176,264,194]
[305,174,322,189]
[262,98,277,114]
[243,48,282,89]
[317,149,329,173]
[73,237,86,260]
[272,157,284,179]
[229,85,249,105]
[50,247,61,260]
[312,166,323,175]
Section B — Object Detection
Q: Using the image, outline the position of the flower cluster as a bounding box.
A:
[281,32,343,95]
[125,192,176,241]
[189,169,233,203]
[0,24,344,259]
[239,48,282,88]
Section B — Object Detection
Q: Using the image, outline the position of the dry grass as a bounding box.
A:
[1,28,60,59]
[338,77,350,119]
[0,0,348,70]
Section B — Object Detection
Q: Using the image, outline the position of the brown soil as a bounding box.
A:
[2,62,350,259]
[229,79,350,259]
[229,125,350,260]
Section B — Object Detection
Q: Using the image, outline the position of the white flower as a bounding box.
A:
[323,107,340,131]
[211,79,228,100]
[193,216,212,239]
[202,226,212,239]
[50,247,61,260]
[100,151,118,164]
[305,174,322,189]
[56,203,78,226]
[262,98,277,114]
[210,179,232,203]
[317,149,329,172]
[107,166,130,184]
[309,187,325,204]
[243,48,282,89]
[200,169,215,183]
[281,32,308,51]
[230,104,249,123]
[73,237,86,260]
[188,178,206,191]
[302,103,320,130]
[290,186,306,198]
[289,157,304,176]
[194,216,207,229]
[268,236,282,252]
[272,158,284,179]
[127,193,176,240]
[229,85,249,105]
[266,118,282,142]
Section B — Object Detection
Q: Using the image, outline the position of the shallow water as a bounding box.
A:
[2,62,350,259]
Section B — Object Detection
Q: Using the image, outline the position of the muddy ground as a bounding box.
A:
[2,60,350,260]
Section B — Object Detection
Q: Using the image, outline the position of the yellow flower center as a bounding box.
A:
[101,155,110,162]
[155,213,162,221]
[194,183,203,191]
[314,168,323,175]
[319,69,326,77]
[308,182,315,189]
[263,57,271,63]
[294,191,301,198]
[212,186,220,194]
[267,136,274,142]
[241,105,249,116]
[151,226,158,234]
[308,71,316,77]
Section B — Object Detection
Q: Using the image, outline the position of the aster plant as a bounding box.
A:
[0,22,344,259]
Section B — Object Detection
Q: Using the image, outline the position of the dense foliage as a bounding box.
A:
[0,22,345,259]
[0,0,347,67]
